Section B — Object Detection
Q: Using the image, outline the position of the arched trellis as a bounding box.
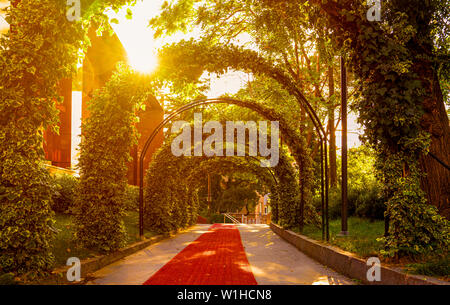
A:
[185,156,278,213]
[187,156,278,186]
[139,97,329,240]
[247,156,278,185]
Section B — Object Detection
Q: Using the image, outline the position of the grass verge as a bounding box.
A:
[52,211,156,268]
[295,217,384,258]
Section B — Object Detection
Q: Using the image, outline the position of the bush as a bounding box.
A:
[123,185,139,212]
[209,213,233,224]
[354,183,386,220]
[314,145,386,221]
[51,174,79,214]
[316,182,386,221]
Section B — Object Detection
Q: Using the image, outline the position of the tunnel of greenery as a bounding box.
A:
[70,59,320,250]
[143,133,320,234]
[0,0,448,279]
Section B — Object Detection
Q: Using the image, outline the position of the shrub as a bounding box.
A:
[123,185,139,212]
[314,146,386,221]
[317,182,386,221]
[209,213,232,224]
[354,182,386,220]
[51,174,79,214]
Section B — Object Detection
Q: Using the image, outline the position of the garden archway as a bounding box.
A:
[138,97,329,239]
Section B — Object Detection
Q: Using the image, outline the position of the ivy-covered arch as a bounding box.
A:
[138,97,323,236]
[143,133,320,234]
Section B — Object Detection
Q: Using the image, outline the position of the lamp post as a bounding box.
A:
[340,56,349,236]
[207,173,212,211]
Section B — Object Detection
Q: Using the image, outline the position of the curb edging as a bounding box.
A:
[45,234,167,285]
[270,222,448,285]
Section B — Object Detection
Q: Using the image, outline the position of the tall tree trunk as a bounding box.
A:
[416,58,450,219]
[327,64,337,187]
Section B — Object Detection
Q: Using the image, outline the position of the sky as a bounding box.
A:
[0,1,9,35]
[106,0,250,98]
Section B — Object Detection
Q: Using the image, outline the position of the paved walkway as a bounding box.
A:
[89,224,353,285]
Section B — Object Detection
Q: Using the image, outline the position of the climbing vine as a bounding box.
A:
[144,123,319,233]
[144,134,200,234]
[0,0,84,276]
[306,0,450,257]
[74,65,152,252]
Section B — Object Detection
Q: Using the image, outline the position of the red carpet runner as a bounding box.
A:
[143,224,257,285]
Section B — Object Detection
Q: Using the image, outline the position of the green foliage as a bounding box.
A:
[214,180,258,213]
[0,0,147,276]
[322,184,385,221]
[406,256,450,278]
[303,0,450,258]
[0,272,17,285]
[378,169,450,257]
[209,213,232,224]
[152,0,450,260]
[144,140,200,234]
[192,158,274,214]
[123,185,139,212]
[143,92,320,232]
[353,185,386,221]
[144,120,320,233]
[274,147,320,230]
[52,211,155,269]
[51,174,79,214]
[51,213,98,268]
[314,146,386,220]
[0,0,84,276]
[74,65,152,252]
[374,152,449,257]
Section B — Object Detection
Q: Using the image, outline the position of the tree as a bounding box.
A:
[215,178,259,213]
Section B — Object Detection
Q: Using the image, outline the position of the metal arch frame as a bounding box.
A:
[246,156,278,185]
[194,154,279,186]
[138,97,329,241]
[189,155,279,185]
[176,156,278,218]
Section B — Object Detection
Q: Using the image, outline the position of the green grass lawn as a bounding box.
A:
[52,211,156,268]
[297,217,385,258]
